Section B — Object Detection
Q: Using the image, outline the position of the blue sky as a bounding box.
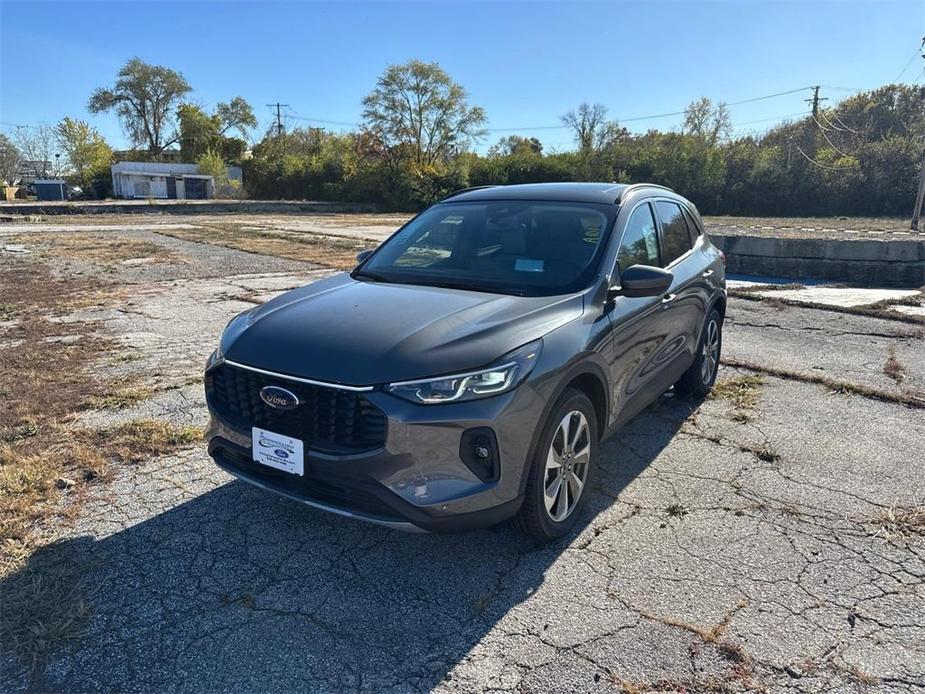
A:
[1,1,922,153]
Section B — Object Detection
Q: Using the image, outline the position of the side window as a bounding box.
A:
[655,201,693,266]
[617,203,659,272]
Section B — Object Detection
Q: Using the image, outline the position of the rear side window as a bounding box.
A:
[617,203,659,272]
[682,207,702,238]
[655,201,693,266]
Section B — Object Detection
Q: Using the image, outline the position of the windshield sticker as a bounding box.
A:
[515,258,545,272]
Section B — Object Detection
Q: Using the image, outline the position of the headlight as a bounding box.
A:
[386,339,542,404]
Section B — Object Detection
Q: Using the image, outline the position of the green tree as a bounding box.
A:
[179,99,256,163]
[54,118,112,193]
[215,97,257,138]
[88,58,192,157]
[362,59,487,170]
[488,135,543,157]
[0,133,21,185]
[196,150,239,198]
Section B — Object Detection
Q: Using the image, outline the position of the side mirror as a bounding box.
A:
[356,249,374,263]
[608,265,673,299]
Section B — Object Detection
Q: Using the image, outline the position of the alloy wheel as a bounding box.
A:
[543,410,591,522]
[701,319,719,384]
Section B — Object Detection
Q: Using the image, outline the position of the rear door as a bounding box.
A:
[652,200,707,380]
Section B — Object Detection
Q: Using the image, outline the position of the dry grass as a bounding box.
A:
[647,603,748,660]
[155,224,365,270]
[0,257,202,668]
[728,290,925,326]
[710,374,765,423]
[866,501,925,546]
[720,357,925,409]
[0,262,116,549]
[0,419,203,667]
[883,345,906,384]
[703,214,909,236]
[9,231,181,267]
[83,381,158,409]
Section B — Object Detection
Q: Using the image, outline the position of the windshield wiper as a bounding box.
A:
[353,269,390,283]
[426,281,525,296]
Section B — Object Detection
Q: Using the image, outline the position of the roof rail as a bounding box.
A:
[617,183,675,202]
[442,185,500,200]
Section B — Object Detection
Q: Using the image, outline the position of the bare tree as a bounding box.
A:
[683,97,732,146]
[88,57,192,157]
[561,103,610,153]
[13,124,63,178]
[0,133,22,185]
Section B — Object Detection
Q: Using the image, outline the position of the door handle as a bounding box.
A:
[702,269,714,278]
[661,293,677,304]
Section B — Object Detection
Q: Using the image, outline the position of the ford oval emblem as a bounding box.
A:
[259,386,300,410]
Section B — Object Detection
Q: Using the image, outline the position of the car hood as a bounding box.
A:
[223,273,584,385]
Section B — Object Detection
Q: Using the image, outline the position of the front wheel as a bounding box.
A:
[674,308,723,398]
[516,388,598,542]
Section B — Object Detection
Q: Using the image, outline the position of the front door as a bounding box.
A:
[166,177,177,199]
[603,201,675,426]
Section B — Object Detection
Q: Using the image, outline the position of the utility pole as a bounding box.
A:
[805,85,828,120]
[266,103,289,136]
[912,151,925,231]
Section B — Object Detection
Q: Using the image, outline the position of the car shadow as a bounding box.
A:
[2,393,698,692]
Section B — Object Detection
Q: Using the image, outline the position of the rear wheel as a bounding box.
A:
[516,388,598,542]
[674,308,722,397]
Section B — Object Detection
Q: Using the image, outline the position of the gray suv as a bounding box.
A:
[205,182,726,541]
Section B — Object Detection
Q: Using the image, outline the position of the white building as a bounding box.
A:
[111,161,242,199]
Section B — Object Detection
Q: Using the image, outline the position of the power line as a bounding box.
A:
[894,45,923,83]
[725,86,813,105]
[830,112,859,134]
[794,145,854,171]
[484,86,815,132]
[288,114,361,127]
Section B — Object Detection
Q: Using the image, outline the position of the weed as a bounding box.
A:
[710,374,765,422]
[866,501,925,546]
[728,290,925,326]
[883,345,905,384]
[666,503,689,518]
[720,357,924,409]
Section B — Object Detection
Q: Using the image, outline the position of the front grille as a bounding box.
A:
[206,363,387,454]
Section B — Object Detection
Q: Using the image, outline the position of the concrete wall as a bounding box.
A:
[712,235,925,288]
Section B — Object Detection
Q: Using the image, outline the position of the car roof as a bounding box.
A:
[442,182,674,205]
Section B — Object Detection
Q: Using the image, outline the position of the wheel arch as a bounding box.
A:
[516,360,610,497]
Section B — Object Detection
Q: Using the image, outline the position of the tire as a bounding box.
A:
[515,388,598,542]
[674,308,723,398]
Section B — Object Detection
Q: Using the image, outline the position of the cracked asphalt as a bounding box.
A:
[1,221,923,693]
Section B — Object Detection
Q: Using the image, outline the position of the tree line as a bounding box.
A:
[1,56,921,216]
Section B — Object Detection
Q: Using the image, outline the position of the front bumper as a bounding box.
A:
[205,364,545,532]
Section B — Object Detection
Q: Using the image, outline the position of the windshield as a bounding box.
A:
[355,201,614,296]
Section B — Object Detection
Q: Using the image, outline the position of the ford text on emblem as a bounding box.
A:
[259,386,300,410]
